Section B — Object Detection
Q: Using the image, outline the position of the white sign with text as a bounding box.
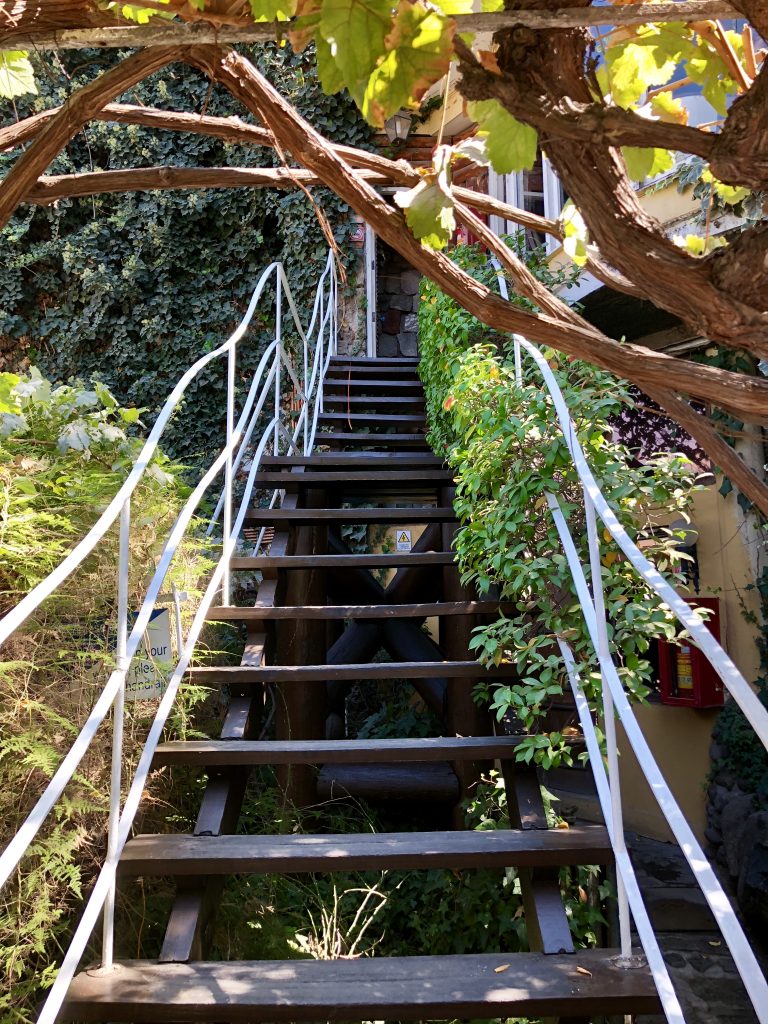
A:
[126,607,172,701]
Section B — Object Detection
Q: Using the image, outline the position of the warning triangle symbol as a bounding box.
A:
[398,531,409,543]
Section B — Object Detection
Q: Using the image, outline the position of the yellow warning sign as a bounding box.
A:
[396,529,412,552]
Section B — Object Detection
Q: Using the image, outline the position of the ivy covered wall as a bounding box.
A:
[0,46,372,462]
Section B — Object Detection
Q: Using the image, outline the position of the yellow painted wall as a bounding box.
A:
[617,484,762,842]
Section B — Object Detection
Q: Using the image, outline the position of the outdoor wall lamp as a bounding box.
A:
[384,110,413,142]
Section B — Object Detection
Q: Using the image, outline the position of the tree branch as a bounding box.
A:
[643,384,768,512]
[0,48,182,231]
[178,46,768,432]
[24,165,385,204]
[456,35,768,359]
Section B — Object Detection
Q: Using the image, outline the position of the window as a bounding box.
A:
[488,152,565,253]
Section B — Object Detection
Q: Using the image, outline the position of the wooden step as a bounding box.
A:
[65,949,660,1020]
[261,454,444,467]
[152,735,528,767]
[251,471,452,487]
[314,432,428,446]
[186,661,512,684]
[231,552,455,569]
[323,395,425,406]
[118,825,613,876]
[324,380,423,391]
[329,355,419,364]
[317,413,427,426]
[205,600,513,622]
[244,507,454,525]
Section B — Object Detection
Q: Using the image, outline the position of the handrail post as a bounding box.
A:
[222,343,236,606]
[274,276,283,458]
[584,488,633,961]
[101,497,131,970]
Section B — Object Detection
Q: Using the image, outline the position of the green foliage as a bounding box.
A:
[0,370,209,1023]
[418,241,700,765]
[0,45,371,465]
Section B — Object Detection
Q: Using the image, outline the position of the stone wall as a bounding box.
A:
[706,744,768,931]
[377,242,421,357]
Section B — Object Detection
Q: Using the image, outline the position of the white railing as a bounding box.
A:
[0,252,338,1023]
[491,260,768,1024]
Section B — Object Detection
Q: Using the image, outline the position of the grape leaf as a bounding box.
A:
[395,146,455,249]
[0,51,36,99]
[288,0,321,50]
[650,90,688,124]
[117,2,173,23]
[622,145,674,182]
[395,180,456,248]
[467,99,537,174]
[319,0,393,102]
[315,34,346,93]
[361,2,454,126]
[606,25,689,108]
[673,233,728,256]
[249,0,297,21]
[560,201,588,267]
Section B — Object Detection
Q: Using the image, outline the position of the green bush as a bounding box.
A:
[419,240,701,768]
[0,368,210,1022]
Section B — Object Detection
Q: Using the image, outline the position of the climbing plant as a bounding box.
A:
[419,242,701,769]
[0,43,372,463]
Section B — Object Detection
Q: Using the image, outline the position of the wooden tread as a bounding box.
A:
[244,507,453,524]
[118,826,613,876]
[324,380,423,390]
[329,355,419,364]
[314,432,428,445]
[261,454,443,466]
[251,470,452,486]
[318,413,426,425]
[231,552,455,569]
[66,949,659,1020]
[205,600,513,621]
[187,661,510,684]
[152,735,528,767]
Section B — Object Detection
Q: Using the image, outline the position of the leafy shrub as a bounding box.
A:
[0,368,210,1022]
[419,240,701,768]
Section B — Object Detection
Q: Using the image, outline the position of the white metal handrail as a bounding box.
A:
[489,259,768,1022]
[0,251,338,1022]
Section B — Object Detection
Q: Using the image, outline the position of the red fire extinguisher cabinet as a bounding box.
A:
[657,596,723,708]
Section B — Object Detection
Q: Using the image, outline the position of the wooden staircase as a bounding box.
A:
[65,355,659,1021]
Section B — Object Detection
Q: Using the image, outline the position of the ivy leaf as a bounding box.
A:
[622,145,674,182]
[467,99,537,174]
[395,145,455,249]
[650,90,688,125]
[0,52,37,99]
[248,0,297,21]
[319,0,393,102]
[361,1,454,126]
[700,168,749,206]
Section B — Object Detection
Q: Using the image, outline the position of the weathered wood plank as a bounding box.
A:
[119,826,613,875]
[252,471,451,486]
[152,735,529,767]
[231,552,455,569]
[205,601,514,621]
[245,507,454,524]
[261,454,443,466]
[186,661,511,683]
[66,949,660,1020]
